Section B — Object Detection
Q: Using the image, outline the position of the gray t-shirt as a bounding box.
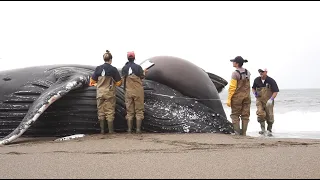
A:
[231,67,251,80]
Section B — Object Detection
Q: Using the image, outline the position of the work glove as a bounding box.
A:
[227,79,237,108]
[266,98,274,107]
[227,99,231,107]
[115,80,122,87]
[89,77,97,86]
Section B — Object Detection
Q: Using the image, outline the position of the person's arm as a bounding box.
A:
[139,65,146,79]
[114,68,122,87]
[121,65,127,78]
[227,71,238,107]
[270,78,279,100]
[89,67,99,86]
[270,92,278,100]
[266,78,279,106]
[227,78,237,107]
[267,91,277,106]
[252,79,258,97]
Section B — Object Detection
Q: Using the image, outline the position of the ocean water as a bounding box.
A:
[219,89,320,139]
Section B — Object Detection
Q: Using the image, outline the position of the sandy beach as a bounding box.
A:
[1,133,320,179]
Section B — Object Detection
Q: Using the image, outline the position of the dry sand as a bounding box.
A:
[1,133,320,179]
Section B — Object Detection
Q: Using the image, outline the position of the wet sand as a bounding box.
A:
[1,133,320,179]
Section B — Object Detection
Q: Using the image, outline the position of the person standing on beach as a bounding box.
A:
[227,56,251,136]
[121,51,147,134]
[252,68,279,136]
[89,50,122,134]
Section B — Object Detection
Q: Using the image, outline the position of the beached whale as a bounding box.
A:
[0,56,233,145]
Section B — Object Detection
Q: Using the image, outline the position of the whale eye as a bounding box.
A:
[3,77,11,81]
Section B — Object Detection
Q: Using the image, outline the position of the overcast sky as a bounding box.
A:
[1,1,319,89]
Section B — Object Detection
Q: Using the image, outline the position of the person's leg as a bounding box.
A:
[240,97,251,136]
[230,98,242,135]
[125,93,135,133]
[134,91,145,134]
[256,100,267,134]
[266,101,275,136]
[97,98,106,134]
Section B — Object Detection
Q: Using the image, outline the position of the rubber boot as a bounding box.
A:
[267,123,273,137]
[99,120,105,134]
[107,121,114,134]
[259,121,266,135]
[127,120,133,133]
[267,123,273,132]
[241,120,249,136]
[232,121,241,135]
[136,119,142,134]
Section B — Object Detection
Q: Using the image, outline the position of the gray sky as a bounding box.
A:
[1,1,319,89]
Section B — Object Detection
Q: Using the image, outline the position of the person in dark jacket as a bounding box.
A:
[121,51,147,133]
[252,68,279,136]
[89,50,122,134]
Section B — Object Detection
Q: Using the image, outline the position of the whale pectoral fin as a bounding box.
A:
[0,75,89,145]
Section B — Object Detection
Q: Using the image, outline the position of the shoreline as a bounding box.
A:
[3,130,320,146]
[1,133,320,178]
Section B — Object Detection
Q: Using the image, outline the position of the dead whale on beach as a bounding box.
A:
[0,56,233,145]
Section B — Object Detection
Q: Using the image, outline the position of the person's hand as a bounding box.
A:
[266,98,273,107]
[143,68,148,75]
[227,99,231,107]
[89,77,97,86]
[254,92,258,98]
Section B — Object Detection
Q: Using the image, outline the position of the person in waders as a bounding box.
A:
[252,68,279,136]
[227,56,251,136]
[121,51,147,134]
[89,50,122,134]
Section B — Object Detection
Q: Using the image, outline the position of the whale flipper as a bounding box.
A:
[206,72,228,93]
[0,74,89,145]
